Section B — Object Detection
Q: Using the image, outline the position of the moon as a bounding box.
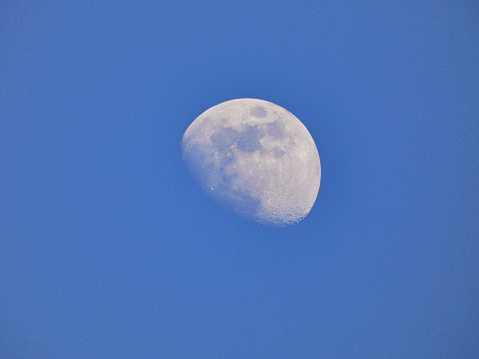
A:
[181,98,321,226]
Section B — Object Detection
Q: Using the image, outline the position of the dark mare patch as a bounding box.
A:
[210,127,237,150]
[265,121,285,138]
[236,125,263,153]
[250,106,267,118]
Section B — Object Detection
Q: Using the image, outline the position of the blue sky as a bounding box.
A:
[1,1,478,358]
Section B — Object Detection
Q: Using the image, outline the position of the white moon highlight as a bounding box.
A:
[181,98,321,226]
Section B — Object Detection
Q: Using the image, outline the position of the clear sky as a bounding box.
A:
[1,1,478,358]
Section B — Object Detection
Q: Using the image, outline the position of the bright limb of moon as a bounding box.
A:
[181,98,321,226]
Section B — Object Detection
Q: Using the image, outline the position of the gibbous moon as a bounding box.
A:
[181,98,321,226]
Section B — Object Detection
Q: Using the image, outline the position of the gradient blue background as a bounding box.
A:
[1,1,478,358]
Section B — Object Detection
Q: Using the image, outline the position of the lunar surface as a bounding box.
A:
[181,98,321,226]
